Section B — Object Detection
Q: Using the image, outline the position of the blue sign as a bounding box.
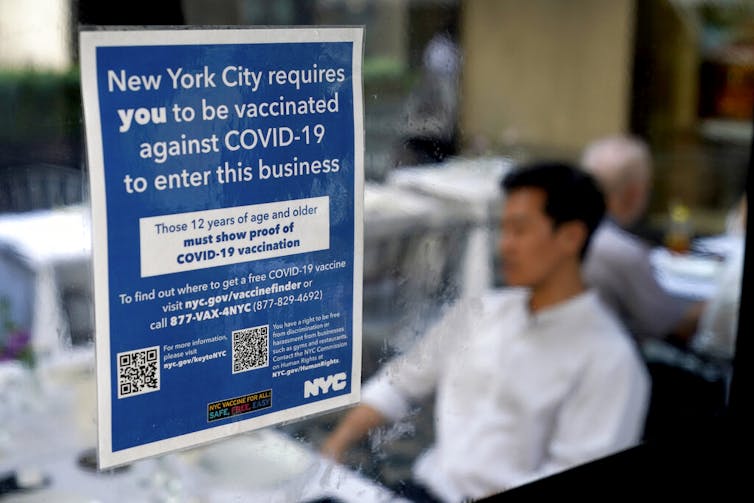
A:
[80,27,364,468]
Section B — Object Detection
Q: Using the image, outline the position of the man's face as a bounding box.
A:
[498,187,576,288]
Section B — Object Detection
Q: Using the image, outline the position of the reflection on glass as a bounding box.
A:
[1,0,751,501]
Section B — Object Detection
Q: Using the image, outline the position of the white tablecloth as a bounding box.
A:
[386,157,513,297]
[0,358,405,503]
[0,206,92,360]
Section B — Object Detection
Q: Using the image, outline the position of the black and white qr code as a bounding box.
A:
[232,324,269,374]
[117,346,160,399]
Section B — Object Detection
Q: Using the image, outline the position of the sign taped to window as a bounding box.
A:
[79,26,364,469]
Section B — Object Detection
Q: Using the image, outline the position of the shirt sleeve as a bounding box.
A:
[361,298,471,422]
[515,341,651,486]
[586,229,689,340]
[620,246,690,339]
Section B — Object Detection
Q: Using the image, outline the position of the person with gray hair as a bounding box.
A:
[581,135,652,230]
[581,134,703,344]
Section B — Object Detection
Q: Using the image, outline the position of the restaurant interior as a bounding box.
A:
[1,0,752,500]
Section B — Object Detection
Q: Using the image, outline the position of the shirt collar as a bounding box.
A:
[526,289,598,326]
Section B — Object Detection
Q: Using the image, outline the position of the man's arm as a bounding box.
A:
[586,227,695,341]
[668,300,705,345]
[320,403,387,462]
[320,297,472,463]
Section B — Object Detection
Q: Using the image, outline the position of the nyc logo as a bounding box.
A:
[304,372,347,398]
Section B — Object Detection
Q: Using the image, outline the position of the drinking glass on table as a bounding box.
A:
[665,201,692,254]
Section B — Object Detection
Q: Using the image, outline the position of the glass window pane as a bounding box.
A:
[1,1,749,500]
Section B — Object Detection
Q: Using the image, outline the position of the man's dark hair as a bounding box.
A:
[501,160,606,258]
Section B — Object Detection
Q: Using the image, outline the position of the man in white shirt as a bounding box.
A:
[321,161,650,502]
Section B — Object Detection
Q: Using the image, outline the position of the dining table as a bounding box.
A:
[0,353,407,503]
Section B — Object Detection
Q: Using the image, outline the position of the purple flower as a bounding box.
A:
[1,330,31,361]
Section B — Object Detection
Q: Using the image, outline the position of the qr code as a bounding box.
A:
[232,324,269,374]
[117,346,160,398]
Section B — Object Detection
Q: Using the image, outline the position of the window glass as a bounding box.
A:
[1,0,750,500]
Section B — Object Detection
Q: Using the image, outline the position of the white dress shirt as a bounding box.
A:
[362,288,650,502]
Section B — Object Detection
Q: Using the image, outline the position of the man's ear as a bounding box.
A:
[558,220,587,257]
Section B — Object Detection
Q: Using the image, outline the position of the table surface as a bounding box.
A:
[0,357,406,503]
[0,205,90,266]
[387,156,511,210]
[650,234,743,301]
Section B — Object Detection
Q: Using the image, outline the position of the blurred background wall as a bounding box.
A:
[0,0,752,232]
[461,0,635,156]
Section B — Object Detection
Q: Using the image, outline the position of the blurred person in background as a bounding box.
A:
[581,134,704,345]
[393,20,462,167]
[321,162,649,502]
[580,135,732,443]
